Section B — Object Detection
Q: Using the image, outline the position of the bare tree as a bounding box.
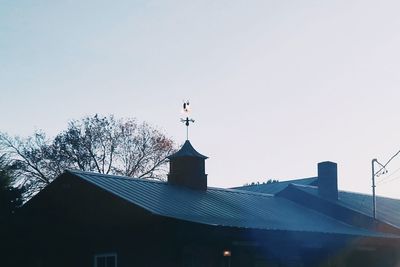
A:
[0,152,23,215]
[0,131,54,196]
[51,115,120,175]
[115,120,174,178]
[0,115,176,197]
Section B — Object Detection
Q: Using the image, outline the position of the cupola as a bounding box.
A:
[167,140,208,190]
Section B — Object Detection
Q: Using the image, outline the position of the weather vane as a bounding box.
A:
[181,100,194,140]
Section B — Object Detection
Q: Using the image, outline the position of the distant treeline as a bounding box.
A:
[244,179,279,186]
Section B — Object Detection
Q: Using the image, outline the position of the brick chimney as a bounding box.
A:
[318,161,338,201]
[167,140,208,190]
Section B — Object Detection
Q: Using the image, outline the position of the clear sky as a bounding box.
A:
[1,0,400,199]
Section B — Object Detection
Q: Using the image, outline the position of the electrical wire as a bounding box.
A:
[375,150,400,175]
[377,173,400,186]
[376,166,400,184]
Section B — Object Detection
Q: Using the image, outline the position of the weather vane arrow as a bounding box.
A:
[181,100,194,140]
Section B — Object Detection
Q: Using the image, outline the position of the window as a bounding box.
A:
[94,253,117,267]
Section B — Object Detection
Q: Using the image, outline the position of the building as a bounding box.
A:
[14,140,400,267]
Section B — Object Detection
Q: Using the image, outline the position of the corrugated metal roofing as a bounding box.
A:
[68,170,396,238]
[233,177,318,194]
[291,184,400,229]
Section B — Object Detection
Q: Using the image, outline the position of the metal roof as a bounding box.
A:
[167,140,208,159]
[235,177,400,229]
[68,170,396,238]
[290,184,400,229]
[233,177,318,194]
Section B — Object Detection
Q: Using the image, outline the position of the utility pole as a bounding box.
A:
[371,159,378,219]
[371,149,400,219]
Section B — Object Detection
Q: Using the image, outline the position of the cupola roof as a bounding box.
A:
[167,140,208,160]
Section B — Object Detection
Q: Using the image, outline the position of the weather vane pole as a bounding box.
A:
[181,100,194,140]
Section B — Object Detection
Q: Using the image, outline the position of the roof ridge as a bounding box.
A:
[234,177,317,189]
[68,169,274,197]
[292,183,400,201]
[290,183,318,188]
[338,189,400,201]
[208,187,275,197]
[66,169,165,184]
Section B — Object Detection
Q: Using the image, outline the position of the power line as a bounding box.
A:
[376,166,400,184]
[378,173,400,186]
[375,150,400,175]
[371,149,400,219]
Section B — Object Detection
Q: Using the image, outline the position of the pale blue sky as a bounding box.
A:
[1,0,400,199]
